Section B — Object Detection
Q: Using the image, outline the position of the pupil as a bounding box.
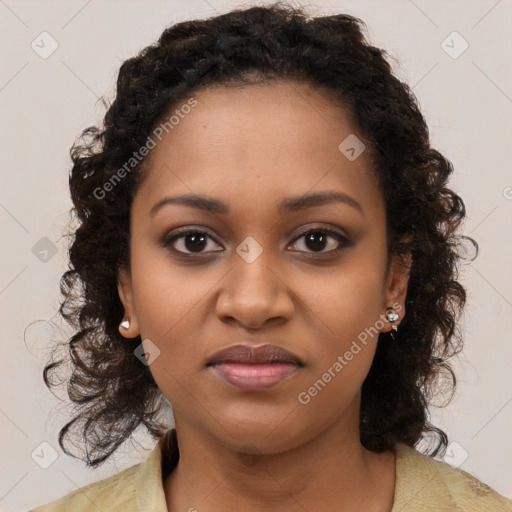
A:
[186,233,207,252]
[307,232,326,252]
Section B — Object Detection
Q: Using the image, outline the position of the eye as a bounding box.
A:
[162,228,222,255]
[288,228,350,254]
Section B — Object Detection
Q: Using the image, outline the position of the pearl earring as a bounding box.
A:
[120,317,130,330]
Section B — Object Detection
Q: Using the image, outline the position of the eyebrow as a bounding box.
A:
[149,190,364,217]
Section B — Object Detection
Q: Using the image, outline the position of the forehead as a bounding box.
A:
[133,81,383,219]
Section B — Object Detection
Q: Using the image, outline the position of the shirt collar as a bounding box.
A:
[135,429,178,512]
[133,430,454,511]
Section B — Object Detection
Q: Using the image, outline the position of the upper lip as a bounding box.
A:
[207,344,304,366]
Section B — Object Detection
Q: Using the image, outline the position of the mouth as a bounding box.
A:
[206,344,304,391]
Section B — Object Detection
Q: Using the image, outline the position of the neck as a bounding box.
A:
[163,402,396,512]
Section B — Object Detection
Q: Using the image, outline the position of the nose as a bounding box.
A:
[215,253,294,330]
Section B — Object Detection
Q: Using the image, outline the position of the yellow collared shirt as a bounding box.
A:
[30,430,512,511]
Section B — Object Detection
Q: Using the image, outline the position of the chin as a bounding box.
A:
[205,408,312,455]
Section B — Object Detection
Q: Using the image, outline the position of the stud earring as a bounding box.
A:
[120,317,130,330]
[385,307,400,340]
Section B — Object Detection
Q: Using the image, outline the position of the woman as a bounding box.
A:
[32,2,511,511]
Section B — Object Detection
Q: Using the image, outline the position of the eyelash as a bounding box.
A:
[161,226,351,258]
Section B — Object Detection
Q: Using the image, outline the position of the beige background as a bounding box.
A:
[1,0,511,510]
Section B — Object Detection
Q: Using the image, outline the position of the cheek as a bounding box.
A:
[306,259,385,344]
[295,257,385,391]
[130,239,210,339]
[128,245,207,386]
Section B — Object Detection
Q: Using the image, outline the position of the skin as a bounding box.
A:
[117,80,411,512]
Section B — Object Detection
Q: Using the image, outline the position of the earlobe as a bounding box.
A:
[383,252,412,333]
[117,267,140,338]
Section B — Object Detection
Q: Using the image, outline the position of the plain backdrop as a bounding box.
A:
[1,0,511,510]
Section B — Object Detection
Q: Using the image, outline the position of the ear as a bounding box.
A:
[382,251,412,332]
[117,267,140,339]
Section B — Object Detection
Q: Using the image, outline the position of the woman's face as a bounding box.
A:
[118,80,410,453]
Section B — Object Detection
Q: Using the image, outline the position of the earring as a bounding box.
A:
[385,307,400,340]
[120,317,130,330]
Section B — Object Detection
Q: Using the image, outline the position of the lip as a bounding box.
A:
[211,362,300,391]
[206,344,304,391]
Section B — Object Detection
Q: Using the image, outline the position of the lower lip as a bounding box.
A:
[210,363,300,391]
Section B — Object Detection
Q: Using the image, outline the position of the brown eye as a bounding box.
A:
[289,229,349,254]
[163,229,222,255]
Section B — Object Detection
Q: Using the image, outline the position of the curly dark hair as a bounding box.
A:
[42,1,478,468]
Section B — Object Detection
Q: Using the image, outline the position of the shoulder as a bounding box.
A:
[30,430,174,512]
[393,442,512,512]
[29,462,141,512]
